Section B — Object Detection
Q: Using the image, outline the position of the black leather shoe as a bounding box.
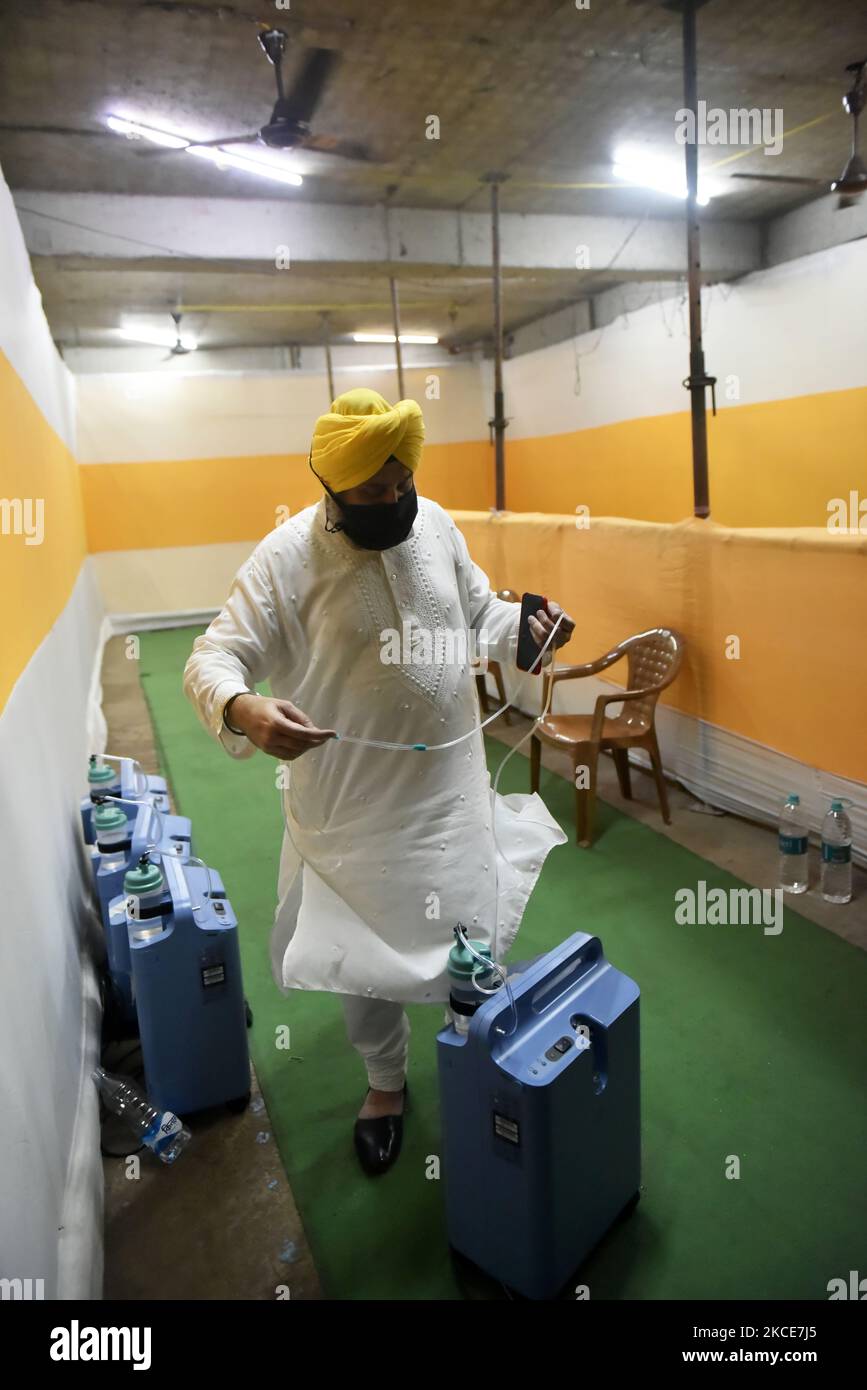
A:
[353,1083,408,1177]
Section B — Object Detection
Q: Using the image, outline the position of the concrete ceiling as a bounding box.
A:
[1,0,865,356]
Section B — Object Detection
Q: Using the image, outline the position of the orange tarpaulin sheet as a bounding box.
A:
[452,511,867,786]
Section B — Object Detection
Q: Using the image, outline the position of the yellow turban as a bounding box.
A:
[310,387,425,493]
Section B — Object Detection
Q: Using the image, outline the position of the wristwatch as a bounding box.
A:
[222,692,249,736]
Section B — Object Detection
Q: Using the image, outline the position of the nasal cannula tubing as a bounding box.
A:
[331,612,565,752]
[278,611,566,1038]
[454,629,564,1039]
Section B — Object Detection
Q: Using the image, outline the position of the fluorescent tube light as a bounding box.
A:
[186,145,303,186]
[612,144,711,206]
[106,115,189,149]
[118,328,198,351]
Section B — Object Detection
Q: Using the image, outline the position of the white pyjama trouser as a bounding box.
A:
[340,994,411,1091]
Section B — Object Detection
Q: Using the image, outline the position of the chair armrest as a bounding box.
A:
[598,685,660,705]
[549,649,625,683]
[589,686,661,740]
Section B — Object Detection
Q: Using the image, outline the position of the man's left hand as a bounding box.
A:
[528,600,575,654]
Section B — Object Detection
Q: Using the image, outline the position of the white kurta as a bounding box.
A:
[183,495,566,1004]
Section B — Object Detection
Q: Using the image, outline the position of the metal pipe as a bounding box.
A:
[320,313,335,404]
[389,276,405,398]
[489,179,506,510]
[679,0,714,518]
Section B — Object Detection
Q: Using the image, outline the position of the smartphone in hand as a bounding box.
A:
[516,592,548,673]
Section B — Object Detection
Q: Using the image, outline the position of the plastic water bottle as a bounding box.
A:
[821,800,853,904]
[93,1066,191,1163]
[778,794,809,894]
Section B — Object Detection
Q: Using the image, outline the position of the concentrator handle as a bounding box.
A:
[472,931,602,1046]
[530,935,603,1014]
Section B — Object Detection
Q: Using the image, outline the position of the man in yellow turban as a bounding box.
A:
[184,388,574,1176]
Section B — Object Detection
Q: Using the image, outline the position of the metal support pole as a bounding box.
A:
[321,313,335,405]
[679,0,714,517]
[489,179,507,511]
[389,276,405,398]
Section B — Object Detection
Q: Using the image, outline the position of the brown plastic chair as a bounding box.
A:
[530,627,685,847]
[475,589,520,724]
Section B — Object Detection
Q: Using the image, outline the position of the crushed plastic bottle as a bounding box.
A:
[93,1066,191,1164]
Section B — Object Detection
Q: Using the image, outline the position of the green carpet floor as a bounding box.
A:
[138,626,867,1300]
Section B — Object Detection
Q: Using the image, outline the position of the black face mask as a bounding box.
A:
[311,458,418,551]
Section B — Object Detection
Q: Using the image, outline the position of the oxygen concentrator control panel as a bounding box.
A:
[527,1031,590,1079]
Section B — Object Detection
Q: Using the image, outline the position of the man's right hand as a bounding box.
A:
[225,693,336,760]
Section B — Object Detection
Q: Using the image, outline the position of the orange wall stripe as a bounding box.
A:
[79,386,867,548]
[452,511,867,785]
[0,351,87,714]
[505,385,867,527]
[80,441,495,552]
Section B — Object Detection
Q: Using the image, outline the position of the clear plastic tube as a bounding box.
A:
[182,856,217,921]
[446,619,562,1033]
[100,754,149,797]
[333,613,564,754]
[279,614,566,1032]
[454,924,518,1038]
[104,795,166,853]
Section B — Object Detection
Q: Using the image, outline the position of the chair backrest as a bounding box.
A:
[621,628,684,730]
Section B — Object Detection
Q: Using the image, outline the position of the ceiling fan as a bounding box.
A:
[730,59,867,208]
[0,27,370,170]
[119,312,198,358]
[137,26,371,164]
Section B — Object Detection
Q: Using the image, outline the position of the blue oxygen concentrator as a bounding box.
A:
[437,930,640,1299]
[93,798,193,1021]
[118,852,250,1115]
[80,753,170,844]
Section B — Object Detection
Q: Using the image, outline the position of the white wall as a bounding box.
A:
[76,360,488,463]
[0,165,104,1300]
[501,237,867,437]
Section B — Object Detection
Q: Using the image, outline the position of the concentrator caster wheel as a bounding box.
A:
[244,999,253,1028]
[226,1091,251,1114]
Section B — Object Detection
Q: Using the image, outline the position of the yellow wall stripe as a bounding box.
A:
[506,385,867,527]
[79,441,495,552]
[78,386,867,548]
[0,350,88,714]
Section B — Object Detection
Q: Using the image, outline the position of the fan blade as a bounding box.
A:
[0,123,108,139]
[284,48,339,125]
[137,133,260,157]
[301,132,373,163]
[181,133,259,150]
[730,173,825,186]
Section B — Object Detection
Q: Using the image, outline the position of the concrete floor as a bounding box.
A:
[491,714,866,950]
[98,636,864,1303]
[99,637,321,1300]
